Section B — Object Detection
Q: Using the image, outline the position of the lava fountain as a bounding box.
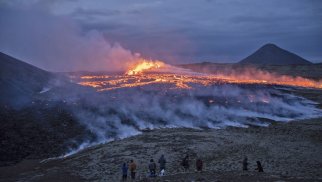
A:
[126,59,165,75]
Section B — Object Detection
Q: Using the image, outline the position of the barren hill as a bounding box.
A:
[239,43,312,65]
[0,52,94,166]
[0,52,53,106]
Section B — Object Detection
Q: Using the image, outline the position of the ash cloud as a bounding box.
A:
[0,2,139,72]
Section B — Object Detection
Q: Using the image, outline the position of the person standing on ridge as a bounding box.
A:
[243,157,248,171]
[129,159,137,180]
[158,154,166,175]
[196,157,203,172]
[148,159,157,177]
[181,155,190,172]
[255,161,264,172]
[121,162,128,181]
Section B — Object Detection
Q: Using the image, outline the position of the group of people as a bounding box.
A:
[121,154,166,180]
[243,157,264,172]
[181,155,203,172]
[122,160,136,180]
[121,155,264,180]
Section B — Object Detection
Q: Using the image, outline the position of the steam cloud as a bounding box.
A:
[57,83,322,156]
[0,2,139,72]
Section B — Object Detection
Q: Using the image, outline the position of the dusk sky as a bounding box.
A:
[0,0,321,71]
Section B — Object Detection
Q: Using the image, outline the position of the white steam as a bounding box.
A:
[67,84,322,145]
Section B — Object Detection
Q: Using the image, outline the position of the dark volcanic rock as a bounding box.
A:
[239,43,312,65]
[0,52,53,107]
[0,52,96,166]
[0,104,95,166]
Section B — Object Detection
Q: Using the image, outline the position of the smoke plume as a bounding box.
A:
[0,2,139,72]
[54,80,322,157]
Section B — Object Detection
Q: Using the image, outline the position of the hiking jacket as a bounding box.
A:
[129,162,137,172]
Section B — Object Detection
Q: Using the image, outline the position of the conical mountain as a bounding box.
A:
[239,43,312,65]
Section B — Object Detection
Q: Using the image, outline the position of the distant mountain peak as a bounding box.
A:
[260,43,282,50]
[239,43,312,65]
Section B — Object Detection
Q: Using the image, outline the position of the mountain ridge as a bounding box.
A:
[0,52,53,106]
[0,52,95,166]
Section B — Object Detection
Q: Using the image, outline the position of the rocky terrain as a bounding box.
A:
[0,103,96,166]
[1,86,322,181]
[0,115,321,181]
[0,52,96,166]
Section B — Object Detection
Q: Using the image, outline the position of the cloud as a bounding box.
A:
[72,7,121,19]
[0,2,140,72]
[1,0,322,66]
[67,0,322,62]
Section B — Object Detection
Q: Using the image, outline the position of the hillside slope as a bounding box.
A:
[239,43,312,65]
[0,52,95,166]
[0,52,53,106]
[1,116,321,181]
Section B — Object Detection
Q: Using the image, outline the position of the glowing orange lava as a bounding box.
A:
[74,61,322,91]
[126,60,165,75]
[75,73,322,92]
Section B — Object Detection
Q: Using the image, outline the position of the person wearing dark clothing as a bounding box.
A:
[148,159,157,177]
[158,155,166,172]
[122,163,128,180]
[255,161,264,172]
[129,160,137,179]
[181,155,189,171]
[196,158,203,172]
[242,157,248,171]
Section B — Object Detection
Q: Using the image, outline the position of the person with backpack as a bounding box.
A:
[181,155,189,172]
[148,159,157,177]
[255,161,264,172]
[129,159,137,179]
[158,154,166,174]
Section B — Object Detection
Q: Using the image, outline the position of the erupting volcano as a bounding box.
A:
[66,58,322,134]
[2,1,322,180]
[126,60,165,75]
[76,59,322,92]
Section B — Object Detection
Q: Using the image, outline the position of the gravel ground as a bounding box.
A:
[1,117,321,182]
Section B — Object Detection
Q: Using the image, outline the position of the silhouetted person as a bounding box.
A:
[181,155,189,172]
[122,162,128,181]
[243,157,248,171]
[255,161,264,172]
[148,159,157,177]
[196,158,203,172]
[129,160,137,179]
[158,154,167,173]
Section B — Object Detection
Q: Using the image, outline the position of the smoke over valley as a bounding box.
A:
[26,61,320,156]
[1,1,322,180]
